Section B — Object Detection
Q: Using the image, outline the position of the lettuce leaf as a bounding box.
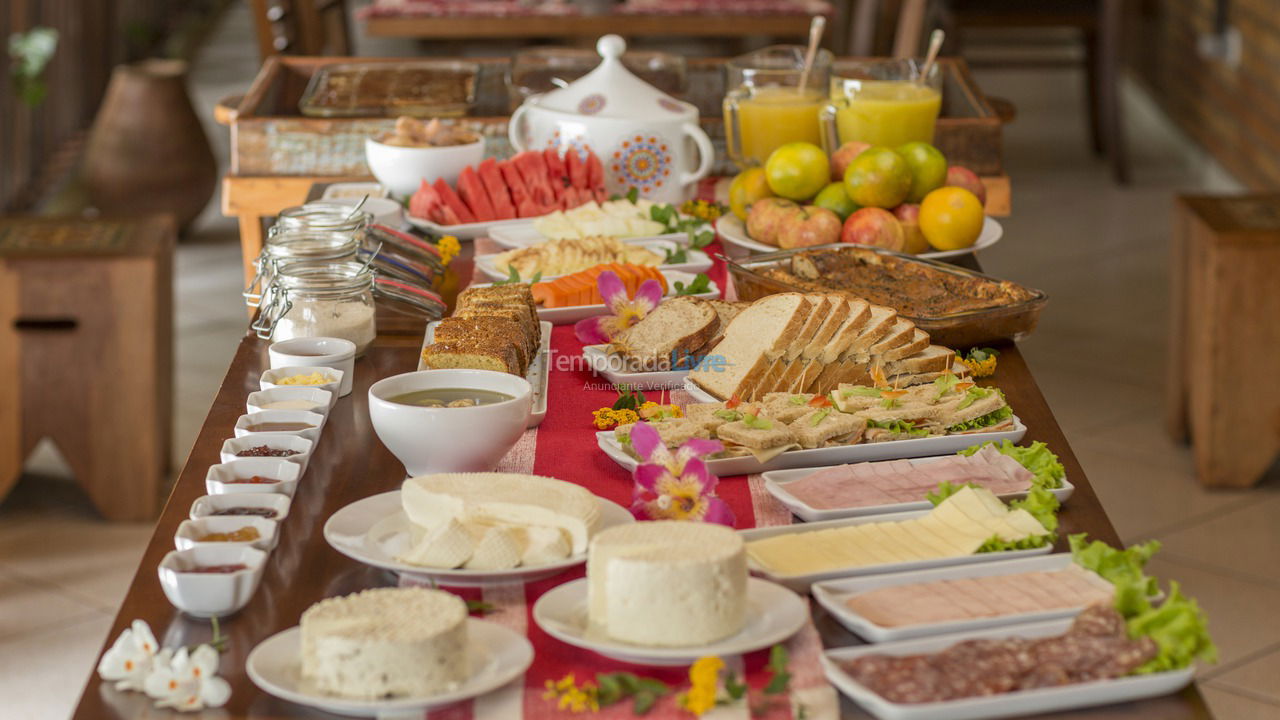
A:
[865,418,931,438]
[1069,533,1161,616]
[841,386,881,398]
[947,405,1012,433]
[959,440,1065,490]
[1128,582,1218,673]
[933,373,961,400]
[976,486,1059,552]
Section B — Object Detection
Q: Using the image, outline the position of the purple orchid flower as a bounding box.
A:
[573,270,664,345]
[628,422,734,526]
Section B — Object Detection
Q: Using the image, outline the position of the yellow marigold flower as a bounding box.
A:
[680,656,724,716]
[544,673,599,714]
[614,409,639,425]
[961,355,998,377]
[437,234,461,265]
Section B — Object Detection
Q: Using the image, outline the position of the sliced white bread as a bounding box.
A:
[876,328,931,364]
[884,359,971,387]
[687,293,813,401]
[777,295,853,393]
[611,296,718,371]
[811,306,901,395]
[799,300,872,394]
[739,295,830,400]
[697,300,746,352]
[862,317,917,362]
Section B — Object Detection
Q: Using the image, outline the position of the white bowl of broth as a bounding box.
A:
[368,369,533,475]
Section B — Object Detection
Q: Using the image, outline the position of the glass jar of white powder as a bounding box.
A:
[253,260,377,355]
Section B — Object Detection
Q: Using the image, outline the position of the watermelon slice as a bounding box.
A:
[565,150,588,190]
[514,151,556,208]
[408,180,441,220]
[457,166,496,222]
[586,152,604,190]
[544,149,568,196]
[498,161,534,217]
[432,178,476,224]
[477,158,516,220]
[593,187,609,204]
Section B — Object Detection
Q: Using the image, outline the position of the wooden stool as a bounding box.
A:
[0,216,174,520]
[1168,196,1280,488]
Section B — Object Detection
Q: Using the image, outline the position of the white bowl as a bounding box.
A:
[175,516,279,553]
[219,434,314,474]
[246,387,333,416]
[158,546,267,618]
[260,366,343,406]
[234,409,326,443]
[269,337,357,397]
[320,196,404,229]
[368,369,532,475]
[189,493,292,522]
[206,459,303,497]
[365,136,485,199]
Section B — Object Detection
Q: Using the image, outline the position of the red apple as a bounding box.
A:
[746,197,801,246]
[830,141,871,182]
[841,207,906,252]
[944,166,987,206]
[892,203,930,254]
[778,205,843,249]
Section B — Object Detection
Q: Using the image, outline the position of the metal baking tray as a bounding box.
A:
[298,61,479,118]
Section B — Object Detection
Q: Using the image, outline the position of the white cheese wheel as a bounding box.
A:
[397,517,474,569]
[464,525,523,570]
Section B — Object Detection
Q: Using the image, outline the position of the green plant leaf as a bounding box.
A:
[674,273,712,296]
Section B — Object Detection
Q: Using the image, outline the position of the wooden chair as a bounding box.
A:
[248,0,351,60]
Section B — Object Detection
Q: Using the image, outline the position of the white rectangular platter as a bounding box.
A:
[405,214,530,240]
[737,510,1053,592]
[812,553,1098,643]
[474,239,712,282]
[582,346,696,391]
[762,456,1074,522]
[596,419,1026,477]
[820,618,1194,720]
[418,320,551,428]
[468,270,718,326]
[488,221,695,249]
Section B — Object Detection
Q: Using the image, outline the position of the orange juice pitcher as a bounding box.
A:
[821,58,942,151]
[723,46,832,169]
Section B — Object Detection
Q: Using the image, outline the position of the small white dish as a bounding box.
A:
[206,458,303,497]
[533,577,808,666]
[260,366,343,406]
[234,409,326,443]
[219,434,314,474]
[158,545,267,618]
[365,135,485,199]
[189,493,292,523]
[247,619,534,718]
[246,387,333,416]
[321,196,404,230]
[175,515,280,553]
[268,338,357,397]
[714,214,1004,260]
[474,239,713,283]
[321,182,387,201]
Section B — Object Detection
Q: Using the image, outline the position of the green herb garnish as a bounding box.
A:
[673,272,712,296]
[808,409,831,426]
[741,413,774,430]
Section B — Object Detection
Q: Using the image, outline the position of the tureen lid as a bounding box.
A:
[531,35,696,120]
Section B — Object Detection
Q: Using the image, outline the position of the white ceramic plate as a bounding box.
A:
[474,239,713,283]
[812,553,1106,643]
[467,270,719,326]
[714,215,1003,260]
[581,345,693,391]
[488,222,695,249]
[821,618,1194,720]
[738,510,1054,592]
[323,490,634,587]
[762,456,1074,522]
[596,418,1027,477]
[246,619,533,717]
[405,213,531,240]
[532,577,807,666]
[418,320,550,428]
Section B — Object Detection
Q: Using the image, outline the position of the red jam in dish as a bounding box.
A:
[185,564,249,574]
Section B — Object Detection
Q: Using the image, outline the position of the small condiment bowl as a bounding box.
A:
[158,546,267,618]
[365,135,484,198]
[189,493,292,522]
[175,516,279,553]
[260,366,343,406]
[234,409,326,443]
[246,387,333,416]
[268,338,357,397]
[219,434,314,475]
[206,458,302,497]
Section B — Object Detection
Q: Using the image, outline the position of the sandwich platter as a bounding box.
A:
[323,490,634,587]
[714,214,1004,260]
[469,270,719,326]
[419,320,551,428]
[532,577,808,666]
[246,619,534,717]
[474,239,713,283]
[762,457,1074,522]
[820,618,1195,720]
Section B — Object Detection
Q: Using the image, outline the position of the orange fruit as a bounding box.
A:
[843,147,912,209]
[729,168,773,220]
[896,141,947,203]
[919,187,984,251]
[812,182,858,220]
[764,142,830,201]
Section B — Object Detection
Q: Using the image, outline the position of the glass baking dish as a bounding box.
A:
[722,244,1048,348]
[299,61,479,118]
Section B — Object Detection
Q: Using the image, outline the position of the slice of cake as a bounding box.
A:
[300,587,468,699]
[587,522,747,647]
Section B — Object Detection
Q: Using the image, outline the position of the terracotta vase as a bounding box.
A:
[82,59,217,231]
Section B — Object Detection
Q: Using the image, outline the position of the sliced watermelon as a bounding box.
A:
[437,204,461,225]
[593,186,609,204]
[477,158,516,220]
[565,150,588,190]
[544,148,568,196]
[586,151,604,190]
[514,151,556,208]
[408,180,441,220]
[432,178,476,224]
[457,167,496,222]
[498,161,534,217]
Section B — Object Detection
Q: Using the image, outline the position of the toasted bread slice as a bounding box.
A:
[687,293,812,401]
[611,296,717,371]
[421,340,520,375]
[433,316,530,373]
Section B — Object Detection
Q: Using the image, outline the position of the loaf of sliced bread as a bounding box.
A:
[687,293,812,401]
[611,296,718,371]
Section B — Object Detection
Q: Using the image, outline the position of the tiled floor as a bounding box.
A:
[4,5,1279,719]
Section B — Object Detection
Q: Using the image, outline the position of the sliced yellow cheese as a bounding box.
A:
[858,523,916,564]
[898,518,962,557]
[877,522,938,561]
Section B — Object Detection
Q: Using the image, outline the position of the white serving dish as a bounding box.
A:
[532,577,807,666]
[470,269,718,326]
[157,546,268,619]
[812,553,1106,643]
[189,493,292,523]
[246,387,333,416]
[365,135,485,199]
[259,367,344,407]
[405,213,528,241]
[738,510,1053,592]
[233,409,326,443]
[323,490,633,587]
[417,320,550,428]
[219,434,314,474]
[714,214,1004,260]
[487,221,700,250]
[321,182,388,201]
[820,618,1195,720]
[473,239,712,283]
[596,417,1027,477]
[268,337,357,397]
[762,456,1074,522]
[206,458,303,497]
[247,619,534,718]
[175,515,280,553]
[581,344,696,390]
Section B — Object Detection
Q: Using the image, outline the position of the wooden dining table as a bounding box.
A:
[69,243,1216,718]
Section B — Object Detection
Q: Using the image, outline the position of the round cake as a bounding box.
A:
[587,521,747,647]
[300,587,468,699]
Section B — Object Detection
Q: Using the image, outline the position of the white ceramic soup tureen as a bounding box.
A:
[508,34,714,204]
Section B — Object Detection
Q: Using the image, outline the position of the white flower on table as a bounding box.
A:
[97,620,170,692]
[144,644,231,711]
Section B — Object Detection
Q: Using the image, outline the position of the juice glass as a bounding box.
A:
[821,58,942,150]
[723,46,832,168]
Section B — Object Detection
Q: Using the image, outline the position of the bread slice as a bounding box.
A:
[433,316,530,373]
[864,318,916,361]
[798,299,871,394]
[458,283,537,320]
[421,340,520,375]
[877,328,930,363]
[790,409,867,448]
[809,304,900,395]
[743,295,832,400]
[687,293,812,401]
[611,296,717,371]
[453,308,539,355]
[884,359,972,387]
[698,300,746,352]
[777,295,853,393]
[883,345,956,376]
